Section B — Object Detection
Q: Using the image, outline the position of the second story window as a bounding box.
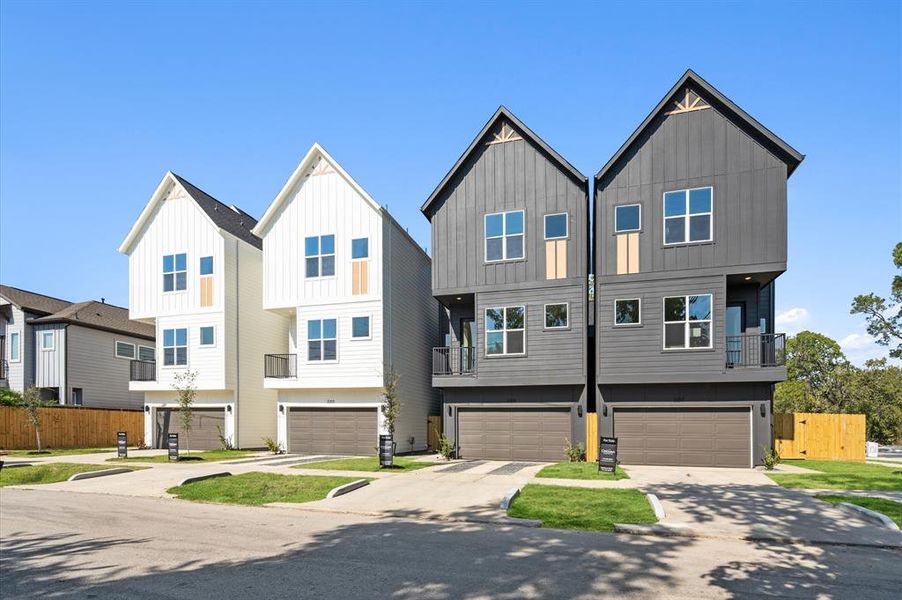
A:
[138,345,155,362]
[41,331,55,351]
[485,210,524,262]
[615,204,641,233]
[351,316,371,339]
[615,299,641,326]
[663,294,712,349]
[9,331,20,362]
[305,235,335,278]
[163,253,187,292]
[485,306,525,356]
[199,326,215,347]
[115,341,135,359]
[544,303,568,329]
[308,318,337,361]
[544,213,568,240]
[664,187,713,245]
[163,328,188,366]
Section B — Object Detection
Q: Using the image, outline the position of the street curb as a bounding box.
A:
[1,462,33,469]
[646,493,666,520]
[178,472,231,486]
[838,502,901,531]
[326,479,369,499]
[68,468,133,481]
[500,487,520,510]
[615,523,699,537]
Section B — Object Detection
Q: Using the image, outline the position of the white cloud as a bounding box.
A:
[776,307,809,333]
[839,333,873,351]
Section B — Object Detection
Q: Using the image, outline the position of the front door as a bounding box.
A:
[725,303,745,366]
[460,318,475,373]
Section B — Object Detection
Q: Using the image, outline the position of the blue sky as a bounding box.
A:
[1,1,899,364]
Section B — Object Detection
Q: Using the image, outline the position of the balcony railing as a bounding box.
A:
[0,359,7,380]
[130,359,156,381]
[432,346,477,376]
[265,354,297,378]
[726,333,786,368]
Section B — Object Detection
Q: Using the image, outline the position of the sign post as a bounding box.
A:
[598,436,618,473]
[168,433,179,461]
[378,434,394,468]
[117,431,128,459]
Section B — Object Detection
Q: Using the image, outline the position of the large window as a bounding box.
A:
[544,303,568,329]
[138,345,155,362]
[163,253,187,292]
[305,235,336,278]
[163,328,188,366]
[664,187,712,245]
[663,294,712,349]
[308,318,337,361]
[351,316,371,339]
[41,331,55,351]
[615,299,641,326]
[485,210,524,262]
[9,331,19,362]
[115,341,135,359]
[544,213,568,240]
[485,306,525,356]
[615,204,641,233]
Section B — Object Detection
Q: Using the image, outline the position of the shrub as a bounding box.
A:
[263,437,282,455]
[217,425,234,451]
[437,434,454,460]
[0,388,23,406]
[762,447,782,470]
[564,438,586,462]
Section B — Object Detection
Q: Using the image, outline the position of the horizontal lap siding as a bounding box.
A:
[67,326,148,409]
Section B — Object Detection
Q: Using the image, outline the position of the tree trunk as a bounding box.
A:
[35,427,42,452]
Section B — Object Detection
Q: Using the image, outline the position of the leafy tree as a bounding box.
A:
[20,387,48,451]
[172,371,198,455]
[851,242,902,358]
[847,359,902,445]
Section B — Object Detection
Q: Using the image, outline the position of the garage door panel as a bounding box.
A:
[288,408,377,455]
[457,407,572,461]
[155,408,224,451]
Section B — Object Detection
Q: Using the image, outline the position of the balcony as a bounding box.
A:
[726,333,786,368]
[432,346,477,377]
[129,359,156,382]
[264,354,297,379]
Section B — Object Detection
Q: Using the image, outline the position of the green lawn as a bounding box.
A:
[535,461,629,481]
[294,456,438,473]
[2,447,119,457]
[0,463,114,487]
[818,495,902,527]
[108,449,257,463]
[507,484,656,532]
[167,472,364,506]
[766,459,902,491]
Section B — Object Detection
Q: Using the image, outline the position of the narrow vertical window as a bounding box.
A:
[351,238,369,295]
[9,331,20,362]
[199,256,214,307]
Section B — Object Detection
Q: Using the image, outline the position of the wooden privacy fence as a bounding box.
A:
[774,412,865,461]
[426,415,442,450]
[586,413,598,462]
[0,405,145,450]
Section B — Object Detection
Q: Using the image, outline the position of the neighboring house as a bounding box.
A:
[0,285,153,408]
[252,144,438,454]
[119,172,287,450]
[594,69,804,468]
[422,107,591,461]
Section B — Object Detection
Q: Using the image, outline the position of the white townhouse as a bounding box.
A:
[119,172,287,450]
[252,144,439,455]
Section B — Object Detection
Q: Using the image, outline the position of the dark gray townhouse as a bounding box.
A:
[595,70,804,468]
[422,107,590,461]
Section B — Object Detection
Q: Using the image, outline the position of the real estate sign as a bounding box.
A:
[117,431,127,459]
[599,436,617,472]
[168,433,179,461]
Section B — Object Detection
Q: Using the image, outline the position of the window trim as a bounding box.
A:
[162,327,188,367]
[8,331,20,363]
[40,331,56,351]
[543,302,570,330]
[662,294,714,350]
[162,252,188,293]
[662,187,714,246]
[304,234,337,279]
[199,326,216,348]
[307,318,338,363]
[114,340,135,360]
[614,298,643,327]
[543,212,569,241]
[614,203,642,234]
[484,305,527,357]
[138,345,156,362]
[350,315,372,341]
[484,210,526,263]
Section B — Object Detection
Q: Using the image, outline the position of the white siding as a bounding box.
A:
[67,326,148,409]
[152,312,227,391]
[32,323,65,392]
[6,306,36,392]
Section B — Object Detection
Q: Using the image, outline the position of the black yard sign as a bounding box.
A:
[598,436,618,473]
[167,433,179,461]
[378,434,394,467]
[117,431,128,458]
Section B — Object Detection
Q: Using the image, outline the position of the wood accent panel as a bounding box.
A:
[774,412,865,461]
[199,276,214,307]
[352,260,369,295]
[616,235,628,274]
[0,405,144,450]
[556,240,567,278]
[545,240,568,280]
[627,232,639,273]
[545,241,556,279]
[586,413,598,462]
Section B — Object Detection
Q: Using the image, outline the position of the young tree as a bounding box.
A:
[381,367,401,438]
[20,387,46,452]
[851,242,902,358]
[172,371,198,455]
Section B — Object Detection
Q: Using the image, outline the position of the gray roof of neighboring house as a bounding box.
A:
[30,300,155,340]
[421,105,588,218]
[171,173,262,250]
[596,69,805,184]
[0,285,72,316]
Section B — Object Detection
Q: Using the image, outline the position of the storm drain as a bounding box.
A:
[436,460,487,473]
[488,462,540,476]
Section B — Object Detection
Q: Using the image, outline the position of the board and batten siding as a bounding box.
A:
[32,323,65,390]
[153,312,227,391]
[597,97,787,279]
[127,182,225,320]
[430,129,588,294]
[260,163,383,310]
[4,306,35,392]
[67,326,148,409]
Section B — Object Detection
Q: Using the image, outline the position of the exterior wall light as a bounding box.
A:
[577,406,583,418]
[144,405,150,413]
[227,405,233,413]
[760,403,767,417]
[602,404,608,417]
[279,404,284,414]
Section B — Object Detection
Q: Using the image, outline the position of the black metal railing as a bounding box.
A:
[726,333,786,368]
[432,346,477,376]
[264,354,297,378]
[129,359,156,381]
[0,359,7,380]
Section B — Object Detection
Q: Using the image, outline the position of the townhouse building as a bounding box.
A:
[252,144,438,454]
[595,70,804,467]
[120,172,286,449]
[422,107,591,462]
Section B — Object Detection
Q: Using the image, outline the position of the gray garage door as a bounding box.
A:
[288,407,378,456]
[155,408,225,451]
[614,407,751,468]
[457,407,572,462]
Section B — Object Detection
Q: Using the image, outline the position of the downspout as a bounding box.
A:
[63,324,69,405]
[235,237,240,448]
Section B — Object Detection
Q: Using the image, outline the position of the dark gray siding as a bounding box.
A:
[597,97,788,280]
[67,325,148,409]
[431,131,588,294]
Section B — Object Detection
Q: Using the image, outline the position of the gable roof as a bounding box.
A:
[421,106,588,218]
[596,69,805,184]
[252,143,381,237]
[30,300,155,340]
[119,172,261,254]
[0,285,72,316]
